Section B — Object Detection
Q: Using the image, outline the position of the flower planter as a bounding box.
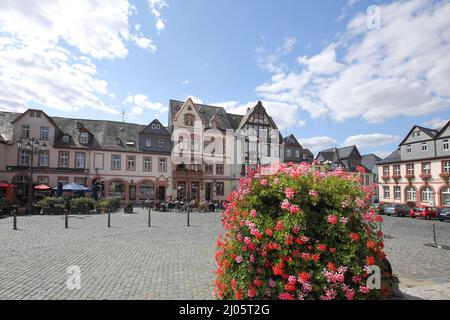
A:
[0,207,12,216]
[42,207,63,215]
[71,207,90,215]
[124,206,133,214]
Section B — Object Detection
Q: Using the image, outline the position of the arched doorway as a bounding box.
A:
[12,175,30,204]
[441,187,450,206]
[109,180,126,199]
[139,181,155,201]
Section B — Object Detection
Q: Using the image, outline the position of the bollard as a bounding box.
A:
[108,209,111,228]
[148,207,151,227]
[187,206,190,227]
[13,207,17,230]
[65,209,69,229]
[433,224,436,246]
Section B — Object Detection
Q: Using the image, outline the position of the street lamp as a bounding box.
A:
[17,137,48,215]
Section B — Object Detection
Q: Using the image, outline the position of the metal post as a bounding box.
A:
[13,206,17,230]
[187,205,190,227]
[108,209,111,228]
[433,223,437,246]
[28,153,34,216]
[65,208,69,229]
[148,207,151,227]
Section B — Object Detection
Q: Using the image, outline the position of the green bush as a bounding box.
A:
[36,197,63,208]
[214,164,392,300]
[69,197,94,209]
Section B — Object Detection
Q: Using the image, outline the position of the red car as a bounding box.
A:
[410,206,438,219]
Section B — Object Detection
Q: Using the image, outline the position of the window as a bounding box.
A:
[62,135,70,143]
[57,177,69,185]
[145,139,152,148]
[406,145,412,153]
[59,151,69,168]
[143,157,152,172]
[383,166,390,176]
[302,153,307,160]
[159,158,167,172]
[407,163,415,175]
[406,187,417,201]
[295,150,300,158]
[441,187,450,206]
[364,174,370,186]
[383,186,390,199]
[159,139,165,148]
[393,165,400,176]
[21,125,30,139]
[39,151,49,167]
[421,142,427,152]
[444,139,449,151]
[80,132,89,144]
[111,155,121,170]
[126,156,136,171]
[205,163,213,174]
[40,127,49,140]
[422,162,431,175]
[394,186,401,200]
[75,152,86,169]
[19,150,29,166]
[444,161,450,173]
[286,149,291,157]
[216,182,225,196]
[421,187,433,203]
[184,114,195,126]
[38,176,49,185]
[216,164,224,175]
[74,177,86,186]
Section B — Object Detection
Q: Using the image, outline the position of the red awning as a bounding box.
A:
[34,184,51,191]
[0,183,17,188]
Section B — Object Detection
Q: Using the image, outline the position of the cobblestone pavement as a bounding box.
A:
[0,209,223,300]
[382,215,450,300]
[0,210,449,300]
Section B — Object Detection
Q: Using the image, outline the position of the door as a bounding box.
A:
[205,183,212,201]
[158,186,166,201]
[129,185,136,201]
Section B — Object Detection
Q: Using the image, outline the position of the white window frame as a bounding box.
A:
[39,151,49,167]
[143,157,152,172]
[444,139,449,151]
[40,127,49,140]
[80,132,89,144]
[406,145,412,153]
[406,187,417,201]
[394,186,401,200]
[421,187,433,203]
[21,125,30,139]
[383,186,390,199]
[59,151,69,168]
[421,142,427,152]
[75,152,86,169]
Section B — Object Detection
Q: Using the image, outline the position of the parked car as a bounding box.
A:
[410,205,437,220]
[437,207,450,222]
[383,204,410,217]
[378,203,389,215]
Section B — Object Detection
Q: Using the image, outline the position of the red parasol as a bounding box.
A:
[34,184,51,191]
[0,183,17,188]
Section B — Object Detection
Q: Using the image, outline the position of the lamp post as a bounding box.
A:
[17,137,48,215]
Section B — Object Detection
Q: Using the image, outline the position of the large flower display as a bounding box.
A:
[214,163,392,300]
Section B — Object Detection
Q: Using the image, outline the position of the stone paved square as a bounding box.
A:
[1,210,450,300]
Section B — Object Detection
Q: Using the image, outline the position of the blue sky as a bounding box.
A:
[0,0,449,158]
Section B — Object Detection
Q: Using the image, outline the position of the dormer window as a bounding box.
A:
[62,135,70,143]
[80,132,89,144]
[145,139,152,148]
[184,114,195,126]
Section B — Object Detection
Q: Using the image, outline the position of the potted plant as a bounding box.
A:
[69,197,94,215]
[37,197,64,215]
[419,173,432,182]
[440,172,450,184]
[404,174,415,184]
[0,198,12,216]
[95,198,111,213]
[124,201,133,214]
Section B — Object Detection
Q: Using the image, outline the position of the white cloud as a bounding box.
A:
[297,120,306,127]
[256,0,450,124]
[343,133,400,148]
[298,136,337,154]
[125,94,167,114]
[131,35,157,52]
[0,0,157,114]
[423,117,449,129]
[255,37,297,73]
[148,0,168,32]
[181,80,190,85]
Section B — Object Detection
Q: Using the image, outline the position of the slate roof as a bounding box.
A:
[0,111,20,143]
[0,110,170,153]
[318,146,357,161]
[361,153,382,171]
[376,149,401,165]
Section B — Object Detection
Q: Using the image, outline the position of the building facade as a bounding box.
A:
[283,134,314,164]
[377,122,450,207]
[0,109,172,203]
[168,98,282,202]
